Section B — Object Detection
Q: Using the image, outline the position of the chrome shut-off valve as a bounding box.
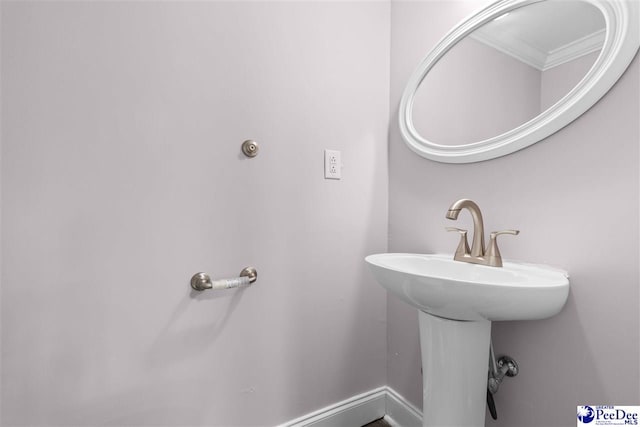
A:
[486,340,519,420]
[488,355,519,394]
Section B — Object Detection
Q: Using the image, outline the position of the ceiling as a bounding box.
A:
[470,0,606,71]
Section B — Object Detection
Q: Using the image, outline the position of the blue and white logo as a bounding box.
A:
[577,406,640,426]
[577,406,595,424]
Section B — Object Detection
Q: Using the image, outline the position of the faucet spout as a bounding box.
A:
[446,199,485,258]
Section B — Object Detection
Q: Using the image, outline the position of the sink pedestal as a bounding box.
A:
[419,311,491,427]
[366,253,569,426]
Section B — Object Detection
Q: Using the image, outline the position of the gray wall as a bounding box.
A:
[542,51,600,110]
[413,37,541,145]
[1,2,390,425]
[389,1,639,426]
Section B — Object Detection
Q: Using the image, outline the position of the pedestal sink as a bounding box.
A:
[365,253,569,427]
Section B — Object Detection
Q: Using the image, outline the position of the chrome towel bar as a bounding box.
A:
[190,267,258,291]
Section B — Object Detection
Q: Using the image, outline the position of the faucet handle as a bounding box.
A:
[445,227,470,257]
[490,229,520,240]
[486,230,520,267]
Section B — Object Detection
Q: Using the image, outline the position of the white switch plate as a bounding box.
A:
[324,149,341,180]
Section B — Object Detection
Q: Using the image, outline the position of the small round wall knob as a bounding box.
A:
[241,140,259,158]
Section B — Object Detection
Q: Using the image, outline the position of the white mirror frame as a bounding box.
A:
[399,0,640,163]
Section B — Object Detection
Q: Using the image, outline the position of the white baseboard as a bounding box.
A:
[383,388,423,427]
[277,386,423,427]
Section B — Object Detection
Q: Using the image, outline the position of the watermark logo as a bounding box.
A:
[578,406,596,424]
[578,406,640,426]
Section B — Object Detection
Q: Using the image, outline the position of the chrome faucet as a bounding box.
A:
[445,199,519,267]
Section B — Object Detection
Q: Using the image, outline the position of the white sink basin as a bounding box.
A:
[365,253,569,321]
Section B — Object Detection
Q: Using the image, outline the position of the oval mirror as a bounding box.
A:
[399,0,640,163]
